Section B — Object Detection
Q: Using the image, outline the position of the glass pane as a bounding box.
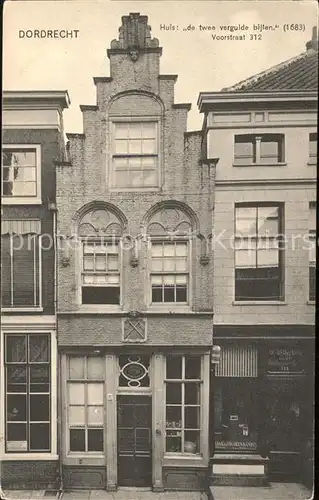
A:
[29,365,50,392]
[69,357,85,379]
[7,423,27,442]
[151,275,162,285]
[163,286,175,302]
[30,423,50,451]
[185,406,200,429]
[95,255,107,271]
[185,356,201,379]
[257,207,279,235]
[235,249,256,268]
[152,259,163,272]
[87,357,105,379]
[175,275,187,285]
[175,243,188,256]
[30,395,50,421]
[13,182,36,196]
[69,406,85,426]
[108,254,119,271]
[175,258,188,272]
[83,255,94,271]
[83,274,95,285]
[7,366,27,392]
[88,428,104,452]
[115,123,128,139]
[166,383,182,404]
[87,383,104,405]
[163,244,175,257]
[151,244,163,257]
[88,406,104,425]
[176,286,187,302]
[106,275,120,284]
[83,244,95,254]
[152,286,162,302]
[70,429,85,452]
[128,139,142,155]
[7,394,27,421]
[29,335,49,362]
[163,275,175,285]
[235,139,253,158]
[257,249,279,267]
[14,166,36,181]
[129,122,142,139]
[94,244,107,254]
[166,406,182,428]
[185,383,200,405]
[142,122,156,138]
[236,207,257,235]
[6,335,26,363]
[166,435,181,452]
[184,431,200,453]
[142,139,156,154]
[115,140,128,155]
[163,259,175,272]
[11,151,36,166]
[69,383,85,405]
[166,356,182,379]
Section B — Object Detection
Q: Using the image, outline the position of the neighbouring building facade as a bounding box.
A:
[1,91,70,488]
[198,29,317,488]
[54,14,215,491]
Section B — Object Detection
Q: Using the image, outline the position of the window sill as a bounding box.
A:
[108,187,161,193]
[1,197,42,205]
[307,161,317,166]
[1,454,59,461]
[233,162,287,168]
[232,300,286,306]
[77,305,121,313]
[1,307,43,312]
[147,305,192,314]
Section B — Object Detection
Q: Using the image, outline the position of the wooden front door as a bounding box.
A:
[117,395,152,487]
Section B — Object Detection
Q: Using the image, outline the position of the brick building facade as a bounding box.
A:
[55,14,215,491]
[198,29,317,488]
[1,91,69,488]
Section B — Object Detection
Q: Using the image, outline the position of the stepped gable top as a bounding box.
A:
[107,12,161,58]
[222,26,318,92]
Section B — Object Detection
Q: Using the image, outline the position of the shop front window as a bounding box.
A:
[165,355,202,454]
[214,378,258,453]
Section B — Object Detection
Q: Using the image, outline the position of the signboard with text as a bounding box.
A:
[267,347,305,375]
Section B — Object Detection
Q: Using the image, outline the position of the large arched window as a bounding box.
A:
[74,203,126,306]
[144,202,198,307]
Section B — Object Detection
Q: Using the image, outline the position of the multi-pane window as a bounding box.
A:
[1,224,41,309]
[234,134,284,165]
[151,242,188,304]
[309,133,317,164]
[309,203,316,301]
[5,334,51,452]
[81,241,120,305]
[112,122,158,188]
[235,205,283,301]
[67,356,105,453]
[2,146,40,198]
[165,355,202,454]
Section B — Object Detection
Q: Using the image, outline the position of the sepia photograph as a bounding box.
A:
[1,1,317,499]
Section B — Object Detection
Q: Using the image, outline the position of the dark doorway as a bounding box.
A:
[117,395,152,487]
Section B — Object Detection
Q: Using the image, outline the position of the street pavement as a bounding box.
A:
[2,483,312,500]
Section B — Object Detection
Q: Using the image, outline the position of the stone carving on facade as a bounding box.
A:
[78,208,124,236]
[110,13,159,51]
[147,207,193,236]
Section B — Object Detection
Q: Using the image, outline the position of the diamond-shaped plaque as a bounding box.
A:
[122,317,147,343]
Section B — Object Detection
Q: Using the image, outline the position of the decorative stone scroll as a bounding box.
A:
[78,209,124,237]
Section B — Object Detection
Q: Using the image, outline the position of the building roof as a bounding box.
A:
[222,29,318,93]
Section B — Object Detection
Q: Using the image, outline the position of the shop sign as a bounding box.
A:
[267,347,305,375]
[215,440,257,451]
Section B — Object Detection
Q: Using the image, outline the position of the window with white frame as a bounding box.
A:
[309,203,316,302]
[2,145,41,201]
[81,241,120,305]
[112,122,158,188]
[151,241,188,304]
[234,134,285,165]
[165,355,202,454]
[235,204,284,301]
[309,133,317,164]
[67,356,105,453]
[1,221,41,309]
[5,333,51,453]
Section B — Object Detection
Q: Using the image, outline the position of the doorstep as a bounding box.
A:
[208,482,312,500]
[209,454,269,486]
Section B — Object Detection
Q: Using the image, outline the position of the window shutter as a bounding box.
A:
[216,346,258,377]
[1,235,12,306]
[12,235,37,306]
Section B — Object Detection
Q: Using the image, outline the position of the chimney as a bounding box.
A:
[306,26,318,53]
